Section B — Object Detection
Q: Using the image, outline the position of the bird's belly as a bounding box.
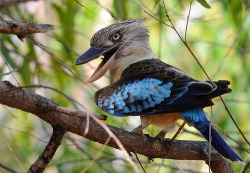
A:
[144,113,182,128]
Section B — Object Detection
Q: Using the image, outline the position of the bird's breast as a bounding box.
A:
[141,113,183,128]
[109,67,125,84]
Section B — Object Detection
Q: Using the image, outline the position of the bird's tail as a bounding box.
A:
[181,108,244,164]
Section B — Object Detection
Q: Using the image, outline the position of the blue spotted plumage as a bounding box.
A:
[97,78,173,116]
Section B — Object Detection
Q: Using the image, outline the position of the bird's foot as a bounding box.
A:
[148,157,154,163]
[127,151,133,157]
[202,148,221,159]
[131,126,149,144]
[137,132,149,144]
[131,125,142,133]
[155,129,168,143]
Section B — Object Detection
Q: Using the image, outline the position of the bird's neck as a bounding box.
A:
[109,42,156,84]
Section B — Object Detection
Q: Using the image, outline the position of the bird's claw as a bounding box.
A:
[148,157,154,163]
[131,126,149,144]
[155,134,166,143]
[127,151,133,157]
[155,129,168,143]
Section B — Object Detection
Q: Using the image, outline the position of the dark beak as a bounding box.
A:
[73,45,116,65]
[73,44,121,83]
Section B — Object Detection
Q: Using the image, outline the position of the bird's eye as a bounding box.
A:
[112,33,120,41]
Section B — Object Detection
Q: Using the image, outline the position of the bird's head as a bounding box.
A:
[73,19,154,83]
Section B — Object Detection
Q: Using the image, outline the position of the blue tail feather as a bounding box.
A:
[180,108,243,163]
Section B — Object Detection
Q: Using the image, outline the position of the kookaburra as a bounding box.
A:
[74,19,243,163]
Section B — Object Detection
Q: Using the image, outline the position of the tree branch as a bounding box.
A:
[0,162,18,173]
[27,127,67,173]
[0,81,234,172]
[0,19,54,41]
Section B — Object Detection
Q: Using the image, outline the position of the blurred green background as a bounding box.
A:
[0,0,249,172]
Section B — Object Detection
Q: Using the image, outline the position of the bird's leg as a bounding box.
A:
[131,116,152,143]
[131,124,143,134]
[155,128,169,143]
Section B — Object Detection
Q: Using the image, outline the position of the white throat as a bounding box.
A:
[109,54,157,84]
[109,40,157,84]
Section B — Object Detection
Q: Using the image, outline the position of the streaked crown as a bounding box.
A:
[90,19,148,47]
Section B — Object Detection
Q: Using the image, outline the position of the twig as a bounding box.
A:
[0,53,20,86]
[0,68,18,77]
[73,0,87,9]
[0,160,4,173]
[0,125,48,143]
[27,38,89,88]
[86,111,140,173]
[0,162,17,173]
[162,1,211,81]
[80,136,111,173]
[212,32,239,79]
[27,127,67,173]
[242,161,250,173]
[156,159,165,173]
[0,128,25,172]
[185,2,192,42]
[169,122,186,145]
[56,106,107,120]
[173,160,185,173]
[208,107,214,173]
[158,4,163,59]
[94,0,120,22]
[184,124,249,153]
[132,0,172,28]
[0,19,54,41]
[84,112,90,135]
[133,152,146,173]
[220,97,250,145]
[66,136,112,173]
[0,0,38,9]
[212,122,249,154]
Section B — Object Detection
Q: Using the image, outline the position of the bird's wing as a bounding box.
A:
[94,59,218,117]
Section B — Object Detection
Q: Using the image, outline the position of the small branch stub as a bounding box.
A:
[0,18,54,41]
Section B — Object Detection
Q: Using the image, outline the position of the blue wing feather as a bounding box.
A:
[96,78,216,116]
[97,78,173,116]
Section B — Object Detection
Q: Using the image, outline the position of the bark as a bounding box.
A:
[0,81,234,172]
[0,19,54,41]
[27,127,66,173]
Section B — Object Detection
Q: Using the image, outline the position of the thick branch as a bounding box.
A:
[0,19,54,40]
[27,127,66,173]
[0,81,234,172]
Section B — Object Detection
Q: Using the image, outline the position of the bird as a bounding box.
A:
[73,19,243,163]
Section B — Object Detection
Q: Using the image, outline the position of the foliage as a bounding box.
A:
[0,0,249,172]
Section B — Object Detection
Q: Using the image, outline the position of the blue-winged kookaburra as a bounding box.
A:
[74,19,243,163]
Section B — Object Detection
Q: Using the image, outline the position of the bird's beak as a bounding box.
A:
[73,44,121,83]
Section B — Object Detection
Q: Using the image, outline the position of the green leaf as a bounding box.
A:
[227,0,244,28]
[153,0,161,9]
[196,0,211,9]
